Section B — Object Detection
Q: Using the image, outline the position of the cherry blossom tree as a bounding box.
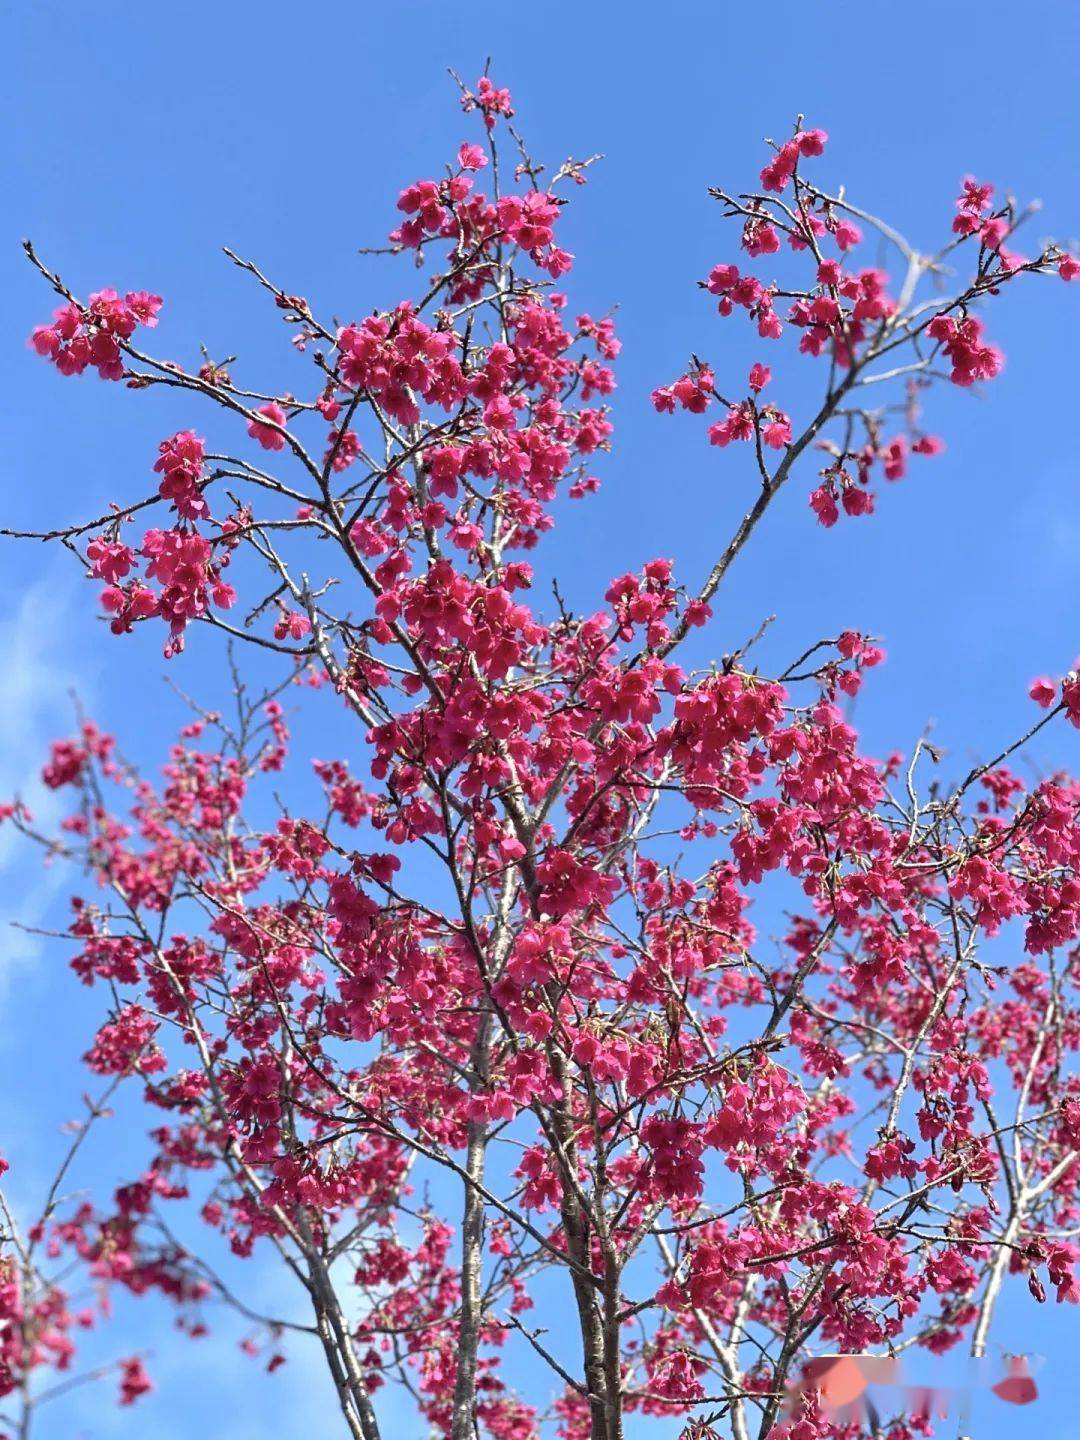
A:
[3,70,1078,1440]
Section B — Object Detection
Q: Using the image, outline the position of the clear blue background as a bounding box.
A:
[2,1,1077,1435]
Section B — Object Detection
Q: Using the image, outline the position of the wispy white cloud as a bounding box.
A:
[0,572,96,981]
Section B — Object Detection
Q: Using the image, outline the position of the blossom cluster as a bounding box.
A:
[30,288,161,380]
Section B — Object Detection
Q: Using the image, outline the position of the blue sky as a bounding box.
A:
[2,1,1079,1436]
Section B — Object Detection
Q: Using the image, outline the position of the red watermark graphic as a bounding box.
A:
[794,1351,1041,1430]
